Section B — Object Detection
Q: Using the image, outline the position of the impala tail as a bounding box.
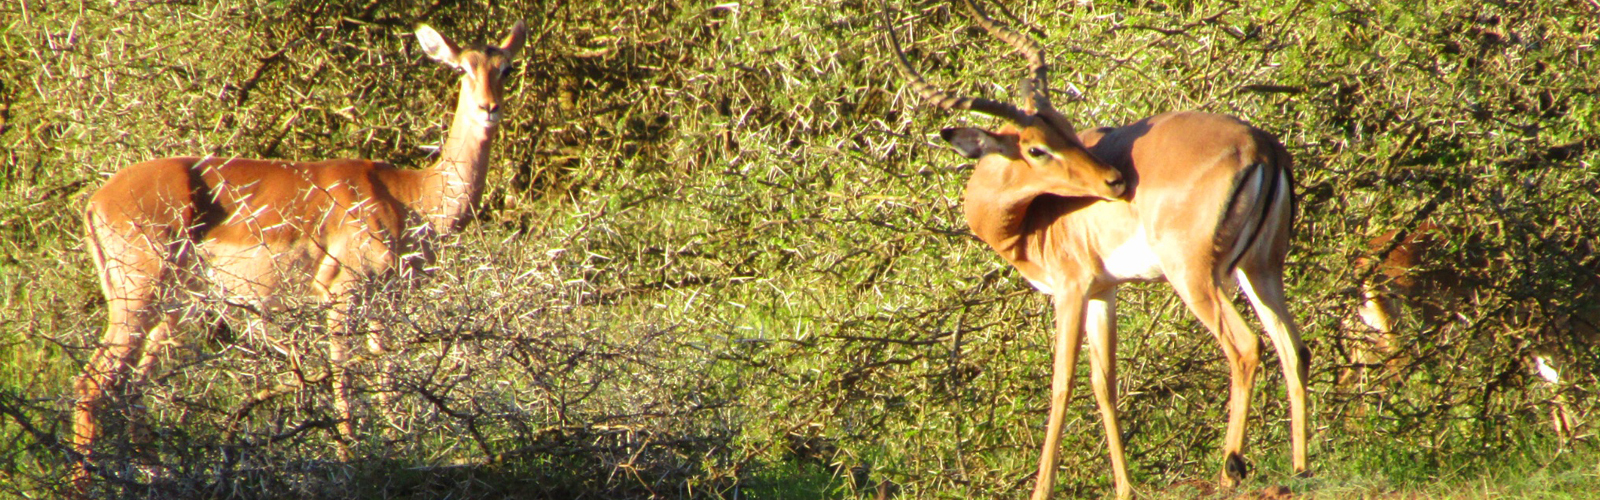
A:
[1216,133,1295,279]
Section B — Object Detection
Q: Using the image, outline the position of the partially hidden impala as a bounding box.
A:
[884,2,1309,497]
[72,20,526,485]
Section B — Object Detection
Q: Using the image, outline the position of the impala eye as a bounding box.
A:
[1027,146,1050,158]
[499,64,513,78]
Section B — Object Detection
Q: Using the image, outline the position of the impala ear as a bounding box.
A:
[940,127,1004,159]
[416,24,462,67]
[500,20,528,57]
[1078,126,1114,149]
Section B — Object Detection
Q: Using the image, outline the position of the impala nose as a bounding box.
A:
[479,103,503,124]
[1105,170,1127,197]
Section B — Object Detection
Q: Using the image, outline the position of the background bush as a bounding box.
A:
[1,0,1596,498]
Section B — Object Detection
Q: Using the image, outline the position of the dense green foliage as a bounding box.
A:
[2,0,1597,498]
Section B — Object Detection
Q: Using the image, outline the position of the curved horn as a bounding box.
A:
[958,0,1053,114]
[880,0,1032,124]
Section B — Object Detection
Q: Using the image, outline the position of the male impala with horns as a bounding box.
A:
[884,1,1309,498]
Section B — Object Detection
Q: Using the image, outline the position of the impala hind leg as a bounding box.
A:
[1236,266,1310,477]
[73,299,160,471]
[1169,273,1262,488]
[74,223,171,488]
[123,310,181,468]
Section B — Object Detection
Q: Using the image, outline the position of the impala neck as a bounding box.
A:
[418,83,497,236]
[965,190,1032,263]
[964,170,1104,285]
[964,167,1053,264]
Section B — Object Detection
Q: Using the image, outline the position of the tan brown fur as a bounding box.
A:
[72,21,527,489]
[1355,221,1454,338]
[886,2,1307,497]
[1353,221,1598,375]
[969,112,1306,500]
[1352,221,1597,443]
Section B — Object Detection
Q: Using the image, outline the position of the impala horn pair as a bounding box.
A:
[881,0,1062,129]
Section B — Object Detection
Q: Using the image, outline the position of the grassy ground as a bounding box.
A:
[1,0,1597,498]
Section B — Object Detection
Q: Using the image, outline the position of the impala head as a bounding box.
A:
[416,20,528,126]
[940,116,1124,201]
[884,0,1125,200]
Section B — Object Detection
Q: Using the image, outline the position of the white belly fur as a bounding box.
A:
[1026,278,1055,295]
[1021,228,1165,296]
[1102,226,1165,282]
[200,239,323,305]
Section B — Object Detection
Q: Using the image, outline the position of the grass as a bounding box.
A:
[2,0,1598,498]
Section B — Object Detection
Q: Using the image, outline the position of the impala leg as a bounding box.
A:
[73,299,157,479]
[1216,298,1254,487]
[326,298,359,460]
[1236,267,1310,477]
[128,315,177,387]
[1032,289,1088,500]
[365,318,398,435]
[1218,294,1261,487]
[124,311,180,467]
[1348,287,1398,386]
[1085,288,1132,499]
[312,259,368,459]
[74,229,166,489]
[1171,275,1260,488]
[313,242,375,458]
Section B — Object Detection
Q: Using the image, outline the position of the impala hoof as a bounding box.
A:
[1222,452,1249,486]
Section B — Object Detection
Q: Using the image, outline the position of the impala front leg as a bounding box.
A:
[1085,288,1132,499]
[326,299,358,461]
[318,268,362,460]
[1033,288,1088,500]
[365,318,398,435]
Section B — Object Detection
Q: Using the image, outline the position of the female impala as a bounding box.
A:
[72,20,526,482]
[885,2,1308,498]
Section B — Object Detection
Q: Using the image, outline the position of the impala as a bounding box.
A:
[884,2,1308,498]
[72,20,526,483]
[1350,220,1462,379]
[1353,221,1592,439]
[1356,220,1599,348]
[1354,221,1464,342]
